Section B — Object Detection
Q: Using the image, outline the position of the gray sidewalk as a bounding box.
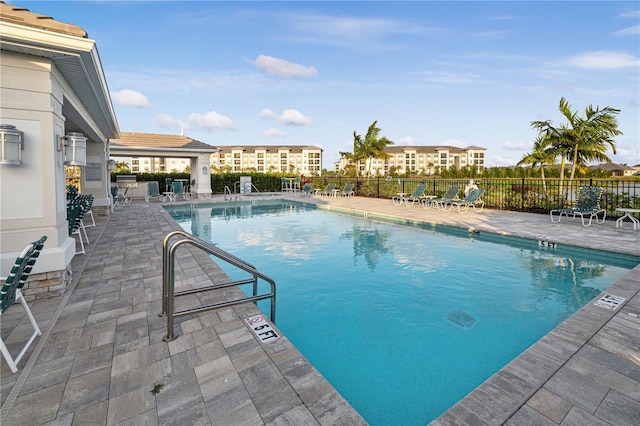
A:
[1,195,639,425]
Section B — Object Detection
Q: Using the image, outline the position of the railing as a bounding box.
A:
[234,181,261,194]
[308,177,640,219]
[161,231,276,341]
[223,185,240,201]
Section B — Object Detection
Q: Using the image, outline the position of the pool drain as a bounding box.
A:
[448,310,478,329]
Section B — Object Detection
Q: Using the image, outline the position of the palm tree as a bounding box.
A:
[517,135,555,193]
[362,121,393,177]
[341,121,394,177]
[531,97,621,196]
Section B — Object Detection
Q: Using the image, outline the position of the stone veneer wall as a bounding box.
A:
[17,265,72,301]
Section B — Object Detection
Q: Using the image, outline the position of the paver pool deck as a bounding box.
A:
[1,193,639,425]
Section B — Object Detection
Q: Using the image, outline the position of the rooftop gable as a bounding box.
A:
[0,1,87,37]
[110,132,217,152]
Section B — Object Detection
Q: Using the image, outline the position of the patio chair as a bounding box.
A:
[67,202,86,254]
[172,181,190,201]
[448,189,485,213]
[394,183,426,205]
[114,186,131,207]
[424,186,461,210]
[550,186,606,226]
[300,183,313,197]
[0,236,47,373]
[188,179,197,199]
[320,183,336,196]
[110,186,119,207]
[341,183,355,197]
[281,177,290,192]
[76,194,95,227]
[146,181,162,203]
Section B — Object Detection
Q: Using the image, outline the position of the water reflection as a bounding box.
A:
[339,220,391,271]
[520,252,606,323]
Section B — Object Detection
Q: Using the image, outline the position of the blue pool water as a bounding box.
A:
[167,201,638,425]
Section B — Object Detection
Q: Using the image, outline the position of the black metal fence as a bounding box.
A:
[125,172,639,220]
[307,176,640,220]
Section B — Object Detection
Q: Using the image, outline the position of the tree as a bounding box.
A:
[517,135,555,193]
[340,121,394,177]
[531,97,621,196]
[362,121,393,177]
[114,161,130,173]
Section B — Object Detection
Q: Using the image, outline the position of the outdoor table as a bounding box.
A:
[162,192,174,202]
[331,189,341,197]
[283,178,297,192]
[615,208,640,230]
[420,195,437,208]
[395,192,407,204]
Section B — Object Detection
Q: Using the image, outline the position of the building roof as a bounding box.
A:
[0,1,87,37]
[591,163,634,171]
[110,132,218,153]
[214,145,323,154]
[385,145,485,154]
[0,1,119,140]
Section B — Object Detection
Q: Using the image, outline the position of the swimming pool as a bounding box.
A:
[167,201,638,425]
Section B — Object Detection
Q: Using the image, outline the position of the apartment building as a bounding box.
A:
[211,145,323,175]
[336,145,486,175]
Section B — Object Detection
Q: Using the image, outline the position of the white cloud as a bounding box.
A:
[254,55,318,78]
[397,136,416,145]
[259,108,278,119]
[502,140,529,151]
[615,25,640,36]
[439,138,466,147]
[284,13,437,50]
[491,155,518,167]
[259,108,313,126]
[186,111,237,132]
[619,10,640,19]
[155,113,182,129]
[562,51,640,69]
[419,71,482,84]
[111,89,151,108]
[280,109,313,126]
[262,129,286,138]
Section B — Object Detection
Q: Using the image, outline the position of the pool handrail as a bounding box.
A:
[161,230,276,341]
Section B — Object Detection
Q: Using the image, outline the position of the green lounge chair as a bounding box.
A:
[341,183,355,197]
[320,183,336,196]
[0,236,47,373]
[449,189,485,213]
[188,179,197,198]
[550,186,606,226]
[146,181,162,203]
[425,185,460,210]
[76,194,95,228]
[394,183,426,205]
[67,198,90,253]
[300,183,313,197]
[172,181,190,201]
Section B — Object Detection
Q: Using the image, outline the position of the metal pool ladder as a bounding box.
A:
[161,230,276,341]
[223,185,241,201]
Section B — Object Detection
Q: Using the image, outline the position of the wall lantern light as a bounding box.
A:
[58,132,87,166]
[0,124,25,165]
[107,159,116,171]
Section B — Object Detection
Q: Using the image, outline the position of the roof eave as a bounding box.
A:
[0,21,120,139]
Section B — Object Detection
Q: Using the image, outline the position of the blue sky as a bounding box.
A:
[17,1,640,167]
